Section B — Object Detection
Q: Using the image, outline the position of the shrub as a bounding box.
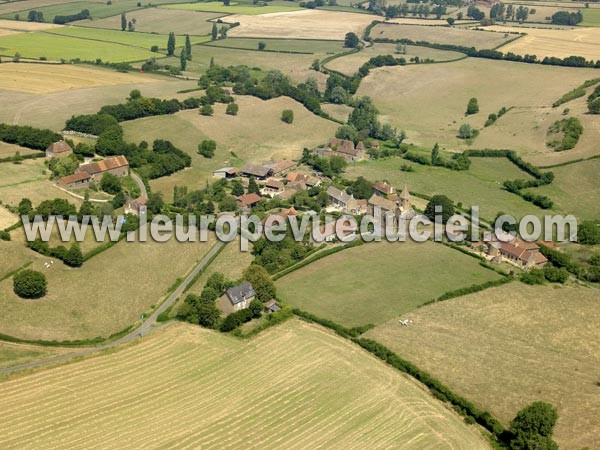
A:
[281,109,294,124]
[226,102,239,115]
[220,308,253,332]
[198,139,217,158]
[13,269,47,299]
[150,45,159,52]
[521,268,545,285]
[543,266,569,283]
[200,104,214,116]
[466,97,479,115]
[258,41,266,51]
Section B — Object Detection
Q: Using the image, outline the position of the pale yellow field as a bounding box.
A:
[0,141,38,158]
[0,62,162,94]
[0,19,63,31]
[489,24,600,60]
[0,320,490,449]
[0,205,17,230]
[0,28,18,36]
[0,0,81,15]
[367,283,600,450]
[227,9,375,40]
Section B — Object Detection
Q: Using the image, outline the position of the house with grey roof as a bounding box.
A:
[217,281,256,314]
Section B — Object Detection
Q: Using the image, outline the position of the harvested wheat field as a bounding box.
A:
[0,204,17,230]
[0,18,62,31]
[367,283,600,450]
[0,62,162,94]
[226,9,375,40]
[370,23,516,49]
[488,24,600,60]
[0,320,490,449]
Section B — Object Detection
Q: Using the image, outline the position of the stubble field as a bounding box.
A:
[0,320,490,449]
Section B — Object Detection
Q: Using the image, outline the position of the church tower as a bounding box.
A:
[400,185,411,212]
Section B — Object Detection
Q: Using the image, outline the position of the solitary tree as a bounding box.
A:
[211,23,218,40]
[431,143,440,165]
[226,102,239,115]
[424,194,455,224]
[509,402,558,450]
[13,270,47,299]
[180,48,187,71]
[100,173,121,195]
[167,32,175,56]
[447,17,455,26]
[185,34,192,60]
[200,104,214,116]
[281,109,294,124]
[344,32,359,48]
[121,12,127,31]
[466,97,479,115]
[198,139,217,158]
[258,41,266,51]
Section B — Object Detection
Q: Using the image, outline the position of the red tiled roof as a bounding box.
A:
[46,140,72,154]
[237,193,262,207]
[59,172,91,184]
[79,155,129,175]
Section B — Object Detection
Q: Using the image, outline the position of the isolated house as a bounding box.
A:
[46,140,73,159]
[76,155,129,182]
[217,281,256,314]
[58,172,91,190]
[490,240,548,269]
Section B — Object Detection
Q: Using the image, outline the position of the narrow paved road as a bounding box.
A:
[0,241,225,375]
[130,172,148,199]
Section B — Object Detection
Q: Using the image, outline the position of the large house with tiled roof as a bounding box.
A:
[46,141,73,159]
[76,155,129,182]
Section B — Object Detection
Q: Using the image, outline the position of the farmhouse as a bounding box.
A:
[217,281,256,314]
[264,160,296,177]
[373,181,396,197]
[367,194,397,216]
[314,138,366,162]
[76,155,129,182]
[213,167,239,179]
[57,172,91,190]
[46,140,73,159]
[261,178,284,197]
[326,186,362,214]
[287,172,321,187]
[237,193,262,209]
[488,239,548,269]
[240,163,270,180]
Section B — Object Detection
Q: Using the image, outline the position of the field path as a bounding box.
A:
[0,240,226,375]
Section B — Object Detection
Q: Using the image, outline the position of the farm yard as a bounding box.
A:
[276,240,502,327]
[0,321,489,449]
[367,283,600,450]
[357,58,600,153]
[0,231,216,342]
[122,96,338,199]
[369,23,517,49]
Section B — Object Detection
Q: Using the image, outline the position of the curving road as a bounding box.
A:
[0,241,225,375]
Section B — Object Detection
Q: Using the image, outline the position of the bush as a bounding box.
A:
[220,308,253,332]
[466,97,479,115]
[200,104,214,116]
[226,102,239,115]
[13,269,47,299]
[543,266,569,283]
[258,41,266,51]
[281,109,294,124]
[198,139,217,158]
[63,243,83,268]
[520,268,545,285]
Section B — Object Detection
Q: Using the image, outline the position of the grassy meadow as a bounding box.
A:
[0,341,66,370]
[0,232,216,341]
[357,58,600,154]
[206,37,345,54]
[347,156,546,221]
[72,8,223,35]
[160,1,302,15]
[276,240,502,327]
[0,321,490,449]
[581,7,600,26]
[122,96,338,199]
[367,283,600,450]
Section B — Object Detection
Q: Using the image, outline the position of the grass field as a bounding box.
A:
[122,96,338,199]
[0,204,17,230]
[487,24,600,60]
[46,26,210,50]
[321,102,353,122]
[530,158,600,220]
[0,320,490,448]
[71,8,223,35]
[161,1,301,15]
[0,73,195,130]
[276,240,502,327]
[0,31,156,62]
[357,58,600,153]
[206,37,345,54]
[581,7,600,26]
[0,141,38,157]
[366,283,600,450]
[0,231,216,341]
[0,62,163,94]
[325,42,465,76]
[0,0,81,16]
[226,9,376,40]
[370,23,515,49]
[0,341,67,370]
[347,155,548,221]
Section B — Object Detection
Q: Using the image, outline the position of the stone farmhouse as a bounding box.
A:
[217,281,256,314]
[240,163,270,180]
[314,138,366,162]
[46,140,73,159]
[75,155,129,182]
[57,172,92,190]
[487,239,548,269]
[367,184,413,218]
[326,186,365,215]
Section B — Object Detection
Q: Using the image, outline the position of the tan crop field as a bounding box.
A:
[122,96,337,199]
[0,62,162,94]
[72,8,223,35]
[276,240,502,327]
[0,0,81,15]
[488,24,600,60]
[0,320,490,449]
[325,43,464,76]
[0,231,216,341]
[0,18,63,31]
[367,283,600,450]
[357,58,600,152]
[0,204,17,230]
[370,23,516,49]
[0,142,38,157]
[0,75,195,129]
[226,9,376,40]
